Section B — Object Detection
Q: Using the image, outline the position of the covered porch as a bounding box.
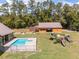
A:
[0,23,14,46]
[0,33,14,46]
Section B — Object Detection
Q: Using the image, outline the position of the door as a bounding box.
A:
[46,28,52,32]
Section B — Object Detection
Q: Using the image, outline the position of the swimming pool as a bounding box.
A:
[12,39,32,46]
[4,38,36,51]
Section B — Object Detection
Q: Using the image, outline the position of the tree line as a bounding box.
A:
[0,0,79,31]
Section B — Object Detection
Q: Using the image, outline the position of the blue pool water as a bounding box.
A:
[12,39,32,46]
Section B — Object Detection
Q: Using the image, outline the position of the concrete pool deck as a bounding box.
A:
[3,38,36,52]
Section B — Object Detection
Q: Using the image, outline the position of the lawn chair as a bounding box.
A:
[50,33,57,40]
[60,37,66,47]
[64,34,72,42]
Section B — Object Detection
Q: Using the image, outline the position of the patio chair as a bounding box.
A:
[64,34,72,42]
[60,37,66,47]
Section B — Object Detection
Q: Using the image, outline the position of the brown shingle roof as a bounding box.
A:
[0,23,13,36]
[38,22,62,28]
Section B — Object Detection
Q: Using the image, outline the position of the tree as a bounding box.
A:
[17,1,26,16]
[28,0,36,14]
[11,0,18,16]
[2,3,9,15]
[62,4,72,29]
[0,0,79,30]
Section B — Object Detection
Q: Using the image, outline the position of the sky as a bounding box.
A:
[0,0,79,5]
[53,0,79,3]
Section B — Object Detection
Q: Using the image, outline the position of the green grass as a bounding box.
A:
[0,31,79,59]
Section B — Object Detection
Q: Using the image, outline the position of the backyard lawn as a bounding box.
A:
[0,31,79,59]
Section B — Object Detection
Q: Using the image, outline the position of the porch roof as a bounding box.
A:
[0,23,13,36]
[37,22,62,29]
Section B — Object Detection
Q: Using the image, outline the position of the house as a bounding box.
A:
[34,22,62,33]
[0,23,13,46]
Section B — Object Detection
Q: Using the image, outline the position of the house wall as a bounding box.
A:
[38,28,62,33]
[52,28,62,33]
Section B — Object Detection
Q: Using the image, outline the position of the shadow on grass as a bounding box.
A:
[49,37,60,44]
[0,46,9,56]
[53,40,60,44]
[49,38,54,41]
[0,51,4,56]
[54,40,66,47]
[49,38,66,47]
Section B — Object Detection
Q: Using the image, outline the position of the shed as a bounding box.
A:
[35,22,62,33]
